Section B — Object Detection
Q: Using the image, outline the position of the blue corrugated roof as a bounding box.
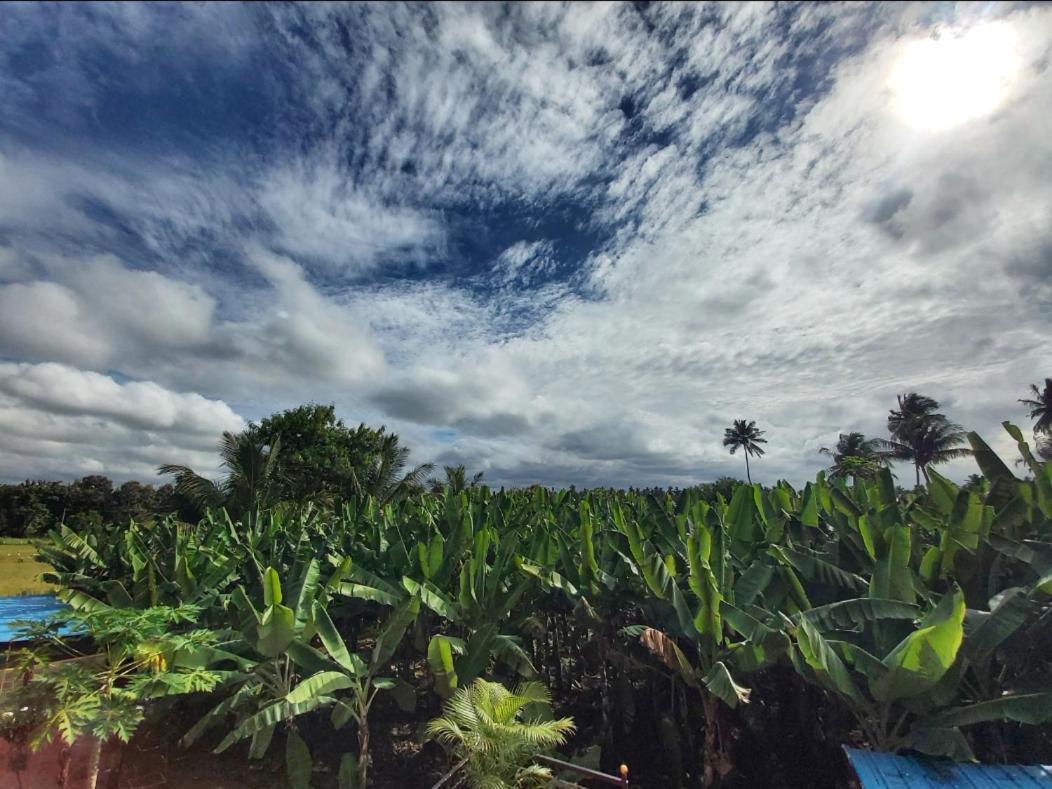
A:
[845,747,1052,788]
[0,593,67,642]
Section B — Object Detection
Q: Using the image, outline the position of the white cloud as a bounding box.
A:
[0,2,1049,488]
[0,252,386,406]
[258,158,445,273]
[0,363,245,482]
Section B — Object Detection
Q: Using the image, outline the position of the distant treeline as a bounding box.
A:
[0,476,190,538]
[0,473,748,540]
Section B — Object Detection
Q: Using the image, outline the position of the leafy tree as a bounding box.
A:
[67,476,115,521]
[1019,378,1052,435]
[245,404,385,503]
[880,393,970,486]
[426,679,575,789]
[819,432,885,480]
[159,406,432,517]
[722,420,766,483]
[111,481,159,525]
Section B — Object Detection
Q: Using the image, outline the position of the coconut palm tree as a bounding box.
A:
[1020,378,1052,436]
[722,419,767,484]
[1036,435,1052,463]
[880,393,970,486]
[158,431,282,520]
[819,432,885,480]
[426,679,575,789]
[886,393,942,443]
[429,464,485,494]
[349,432,434,505]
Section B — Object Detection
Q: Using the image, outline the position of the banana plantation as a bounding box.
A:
[3,422,1052,788]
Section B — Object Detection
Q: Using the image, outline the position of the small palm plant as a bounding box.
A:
[426,679,575,789]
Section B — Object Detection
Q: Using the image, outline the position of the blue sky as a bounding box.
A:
[0,2,1049,486]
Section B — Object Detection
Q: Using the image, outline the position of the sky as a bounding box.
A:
[0,2,1049,488]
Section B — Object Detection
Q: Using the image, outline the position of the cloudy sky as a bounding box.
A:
[1,2,1049,487]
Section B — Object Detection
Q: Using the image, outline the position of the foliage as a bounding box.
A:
[426,679,575,789]
[0,477,179,538]
[722,420,767,484]
[1020,378,1052,436]
[19,407,1052,786]
[881,393,971,486]
[5,601,222,789]
[430,465,485,494]
[158,430,283,523]
[820,432,886,480]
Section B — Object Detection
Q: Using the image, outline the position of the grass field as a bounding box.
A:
[0,540,54,596]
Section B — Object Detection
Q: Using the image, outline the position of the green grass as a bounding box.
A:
[0,541,55,596]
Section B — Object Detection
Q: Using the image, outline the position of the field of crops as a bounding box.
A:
[2,423,1051,788]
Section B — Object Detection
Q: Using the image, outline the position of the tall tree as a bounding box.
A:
[1036,435,1052,463]
[880,392,971,486]
[350,431,433,504]
[1020,378,1052,436]
[244,404,386,503]
[722,419,767,483]
[819,432,885,480]
[158,431,282,521]
[241,404,432,505]
[429,464,484,494]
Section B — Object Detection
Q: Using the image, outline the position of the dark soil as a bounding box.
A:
[0,662,871,788]
[0,691,448,789]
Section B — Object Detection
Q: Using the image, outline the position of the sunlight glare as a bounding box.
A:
[889,22,1020,132]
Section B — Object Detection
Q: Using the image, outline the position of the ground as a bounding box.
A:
[0,540,53,596]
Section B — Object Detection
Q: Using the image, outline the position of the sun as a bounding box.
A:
[888,21,1020,132]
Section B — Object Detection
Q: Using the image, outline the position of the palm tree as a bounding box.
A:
[819,432,885,480]
[429,464,485,494]
[349,431,433,505]
[158,431,282,520]
[1020,378,1052,435]
[880,393,971,486]
[1036,435,1052,463]
[426,679,575,789]
[722,419,767,484]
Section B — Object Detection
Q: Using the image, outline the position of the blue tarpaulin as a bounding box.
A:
[0,594,67,642]
[846,747,1052,788]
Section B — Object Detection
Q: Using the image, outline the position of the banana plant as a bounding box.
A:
[791,581,1052,760]
[37,514,244,615]
[297,593,421,788]
[182,557,352,788]
[610,486,791,787]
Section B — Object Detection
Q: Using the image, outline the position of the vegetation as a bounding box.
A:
[721,420,766,484]
[5,602,222,789]
[880,393,971,486]
[426,679,575,788]
[819,432,885,480]
[1020,378,1052,436]
[0,541,53,596]
[0,477,181,539]
[3,389,1051,787]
